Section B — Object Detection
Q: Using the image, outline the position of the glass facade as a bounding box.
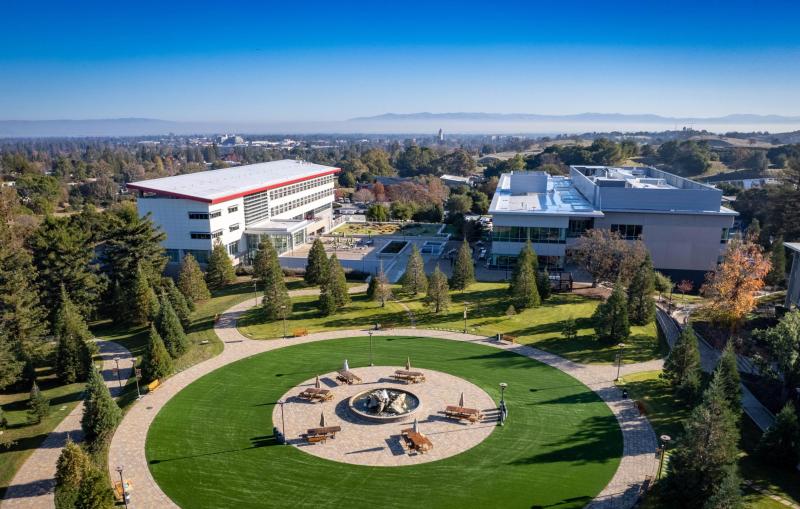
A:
[567,218,594,238]
[492,226,566,244]
[610,224,643,240]
[184,249,210,264]
[488,253,564,270]
[165,249,180,263]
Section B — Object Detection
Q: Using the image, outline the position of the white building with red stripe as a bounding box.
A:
[128,159,339,266]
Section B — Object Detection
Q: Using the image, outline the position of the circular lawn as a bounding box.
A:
[146,337,622,509]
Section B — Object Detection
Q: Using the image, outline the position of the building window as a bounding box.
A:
[269,188,334,217]
[209,210,222,219]
[610,224,643,240]
[184,249,210,264]
[227,241,239,256]
[165,249,180,263]
[244,190,270,225]
[567,218,594,238]
[229,223,240,232]
[190,232,211,239]
[721,227,730,244]
[228,205,239,213]
[188,212,209,220]
[491,226,566,244]
[211,229,223,239]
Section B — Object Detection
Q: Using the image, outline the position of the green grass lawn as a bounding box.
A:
[239,282,663,365]
[146,336,622,509]
[618,370,800,508]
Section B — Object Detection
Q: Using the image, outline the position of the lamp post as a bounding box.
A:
[499,382,508,426]
[281,304,287,339]
[116,465,128,508]
[368,330,374,366]
[657,435,672,479]
[615,343,626,381]
[132,360,141,400]
[113,356,122,388]
[463,302,469,334]
[253,280,258,307]
[277,399,286,444]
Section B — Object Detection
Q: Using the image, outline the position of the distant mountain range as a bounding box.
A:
[3,112,800,137]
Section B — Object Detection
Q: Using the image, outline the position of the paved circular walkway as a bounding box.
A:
[276,366,496,466]
[107,297,661,509]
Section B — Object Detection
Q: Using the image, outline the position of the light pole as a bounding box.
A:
[113,356,122,388]
[463,302,469,334]
[281,304,287,339]
[499,382,508,426]
[277,399,286,444]
[116,465,128,508]
[132,360,141,400]
[615,343,626,381]
[253,280,258,307]
[368,330,374,366]
[657,435,672,479]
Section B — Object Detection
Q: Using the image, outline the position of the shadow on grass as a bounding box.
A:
[148,434,280,465]
[509,414,621,466]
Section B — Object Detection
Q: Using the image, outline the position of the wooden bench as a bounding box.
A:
[113,480,132,502]
[391,370,426,384]
[293,328,309,337]
[147,379,161,393]
[304,425,342,444]
[444,405,484,423]
[298,387,333,402]
[336,369,362,385]
[400,428,433,453]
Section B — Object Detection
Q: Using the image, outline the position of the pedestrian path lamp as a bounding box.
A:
[657,435,672,479]
[499,382,508,426]
[463,302,469,333]
[281,304,287,339]
[132,359,141,400]
[615,343,626,381]
[113,356,122,388]
[368,330,374,366]
[116,465,129,508]
[277,399,286,444]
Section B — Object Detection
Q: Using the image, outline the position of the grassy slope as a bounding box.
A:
[146,336,622,509]
[239,282,664,365]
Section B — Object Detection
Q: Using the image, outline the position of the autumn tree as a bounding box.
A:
[572,229,646,286]
[702,239,770,331]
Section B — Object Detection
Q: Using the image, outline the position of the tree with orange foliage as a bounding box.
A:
[701,239,771,331]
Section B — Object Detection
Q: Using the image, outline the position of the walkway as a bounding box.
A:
[1,339,133,509]
[107,298,660,509]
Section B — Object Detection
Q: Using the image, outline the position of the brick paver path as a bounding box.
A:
[1,339,133,509]
[107,298,660,509]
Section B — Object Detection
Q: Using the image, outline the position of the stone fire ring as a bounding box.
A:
[348,387,421,423]
[273,365,496,467]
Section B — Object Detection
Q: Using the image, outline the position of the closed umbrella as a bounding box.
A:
[458,392,464,407]
[405,357,411,371]
[314,375,320,389]
[320,411,326,427]
[343,359,349,371]
[412,418,419,434]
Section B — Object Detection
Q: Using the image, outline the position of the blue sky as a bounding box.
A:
[1,0,799,121]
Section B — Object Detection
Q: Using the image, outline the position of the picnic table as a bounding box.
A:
[391,370,426,384]
[444,405,484,423]
[400,428,433,453]
[336,369,362,385]
[304,425,342,444]
[298,387,333,402]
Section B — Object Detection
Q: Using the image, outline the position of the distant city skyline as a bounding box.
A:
[2,0,799,122]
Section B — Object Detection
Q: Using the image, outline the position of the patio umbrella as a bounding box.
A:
[405,357,411,371]
[343,359,349,371]
[314,375,320,389]
[412,418,419,434]
[458,392,465,407]
[320,411,326,427]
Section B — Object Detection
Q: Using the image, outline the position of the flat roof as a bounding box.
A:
[785,242,800,253]
[489,174,603,216]
[128,159,339,204]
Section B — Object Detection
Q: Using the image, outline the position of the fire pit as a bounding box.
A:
[348,387,420,423]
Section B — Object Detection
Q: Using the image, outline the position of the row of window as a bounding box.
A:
[190,230,223,240]
[188,204,238,220]
[243,190,270,225]
[166,248,211,264]
[567,218,594,238]
[610,224,643,240]
[270,188,333,217]
[268,175,334,200]
[491,226,567,244]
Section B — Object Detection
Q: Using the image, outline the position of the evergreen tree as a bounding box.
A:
[627,254,656,325]
[536,270,552,301]
[259,239,292,320]
[328,254,350,307]
[508,242,540,309]
[562,316,578,341]
[716,342,742,416]
[54,287,94,384]
[142,325,173,382]
[80,367,121,448]
[757,402,800,468]
[163,277,192,330]
[766,236,787,287]
[371,269,392,307]
[0,327,25,390]
[592,281,630,344]
[27,380,50,424]
[205,242,236,289]
[0,404,7,429]
[425,265,451,313]
[130,263,159,326]
[400,245,428,295]
[304,238,329,286]
[252,242,270,283]
[55,437,90,508]
[662,326,703,404]
[156,296,188,358]
[366,274,378,300]
[75,466,114,509]
[666,371,742,508]
[318,285,337,316]
[450,239,474,290]
[177,254,210,309]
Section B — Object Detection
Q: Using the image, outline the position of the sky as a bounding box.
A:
[1,0,800,122]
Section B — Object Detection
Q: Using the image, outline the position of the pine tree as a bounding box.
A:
[716,342,742,416]
[131,264,159,326]
[142,325,173,382]
[55,437,90,508]
[766,236,787,287]
[259,239,292,320]
[178,254,210,309]
[627,254,656,325]
[666,371,742,508]
[450,239,474,290]
[562,316,578,341]
[75,466,115,509]
[536,270,552,301]
[366,274,378,300]
[371,269,392,307]
[205,242,236,289]
[400,245,427,295]
[80,367,121,448]
[662,326,703,403]
[425,265,451,313]
[54,287,94,384]
[252,242,270,283]
[328,254,350,307]
[509,242,540,309]
[757,402,800,468]
[0,328,25,391]
[304,238,329,286]
[156,296,188,358]
[0,404,7,429]
[318,285,337,316]
[163,277,192,330]
[592,281,630,344]
[27,380,50,424]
